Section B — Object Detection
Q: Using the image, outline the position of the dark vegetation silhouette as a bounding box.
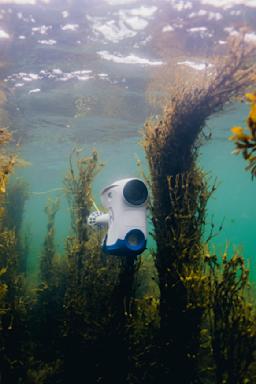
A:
[0,39,256,384]
[143,37,256,383]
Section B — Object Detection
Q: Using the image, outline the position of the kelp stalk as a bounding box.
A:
[143,38,256,382]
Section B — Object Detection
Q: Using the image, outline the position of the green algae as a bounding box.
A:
[0,39,256,384]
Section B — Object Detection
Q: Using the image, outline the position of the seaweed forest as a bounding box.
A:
[1,38,256,384]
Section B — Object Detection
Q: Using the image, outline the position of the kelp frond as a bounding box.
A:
[64,148,102,243]
[229,92,256,178]
[142,37,256,383]
[40,198,60,284]
[205,251,256,383]
[0,128,11,145]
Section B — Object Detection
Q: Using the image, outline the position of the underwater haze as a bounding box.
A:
[1,0,256,269]
[2,1,256,384]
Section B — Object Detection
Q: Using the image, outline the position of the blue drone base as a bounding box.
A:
[102,229,146,257]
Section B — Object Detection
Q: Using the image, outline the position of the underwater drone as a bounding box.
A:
[88,178,148,257]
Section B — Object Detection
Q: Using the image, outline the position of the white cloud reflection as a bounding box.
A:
[62,11,69,19]
[29,88,41,93]
[5,69,95,86]
[189,10,223,20]
[0,29,10,38]
[0,0,49,3]
[87,5,157,44]
[61,24,79,31]
[245,32,256,44]
[38,39,56,45]
[128,6,157,18]
[162,25,174,33]
[32,25,52,35]
[103,0,137,5]
[87,16,137,43]
[200,0,256,8]
[224,27,256,44]
[97,50,163,66]
[123,16,148,31]
[178,60,213,71]
[0,0,35,3]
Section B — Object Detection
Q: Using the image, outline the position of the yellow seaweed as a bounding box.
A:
[245,92,256,103]
[230,92,256,178]
[249,103,256,122]
[229,126,248,141]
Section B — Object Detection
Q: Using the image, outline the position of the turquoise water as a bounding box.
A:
[200,103,256,278]
[2,2,256,384]
[1,0,256,277]
[16,100,256,279]
[18,135,148,271]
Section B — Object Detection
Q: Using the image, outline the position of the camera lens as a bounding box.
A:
[125,229,146,252]
[123,179,148,205]
[126,232,140,247]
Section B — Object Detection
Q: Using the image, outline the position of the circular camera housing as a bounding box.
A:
[125,229,146,253]
[123,179,148,206]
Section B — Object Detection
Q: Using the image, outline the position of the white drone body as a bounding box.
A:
[88,178,148,257]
